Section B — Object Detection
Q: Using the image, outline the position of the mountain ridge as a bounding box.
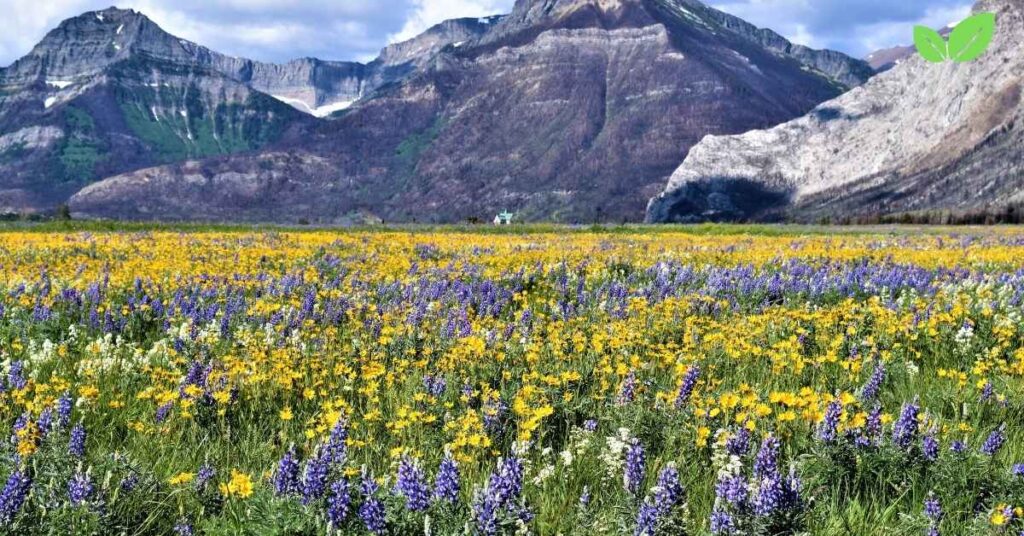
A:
[1,0,874,222]
[67,0,873,223]
[646,0,1024,224]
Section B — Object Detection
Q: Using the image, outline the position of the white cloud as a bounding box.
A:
[787,24,819,48]
[0,0,976,68]
[0,0,398,66]
[389,0,511,44]
[709,0,973,57]
[0,0,95,66]
[856,4,972,55]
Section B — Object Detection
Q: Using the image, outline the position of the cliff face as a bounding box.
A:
[70,0,872,224]
[646,0,1024,224]
[246,16,505,116]
[0,8,502,214]
[0,8,310,213]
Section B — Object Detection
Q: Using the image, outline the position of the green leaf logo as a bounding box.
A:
[914,26,948,62]
[913,13,997,63]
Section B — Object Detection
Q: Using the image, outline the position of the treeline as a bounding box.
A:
[0,205,73,222]
[825,204,1024,225]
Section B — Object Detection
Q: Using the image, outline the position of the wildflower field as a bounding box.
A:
[2,226,1024,535]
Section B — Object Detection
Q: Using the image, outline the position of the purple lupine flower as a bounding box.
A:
[726,428,750,457]
[474,488,500,535]
[753,474,784,517]
[394,457,430,512]
[196,464,215,491]
[674,365,700,409]
[0,469,31,524]
[7,361,26,391]
[69,423,86,458]
[635,501,659,536]
[10,413,29,445]
[783,466,802,509]
[817,399,842,443]
[922,431,939,462]
[981,424,1006,456]
[924,495,942,522]
[359,471,386,535]
[579,486,591,508]
[482,397,506,434]
[583,420,598,432]
[625,440,646,496]
[854,435,872,449]
[949,441,966,454]
[155,402,173,424]
[180,361,208,393]
[980,382,994,403]
[68,472,94,505]
[754,436,780,480]
[56,393,73,429]
[473,456,531,535]
[710,509,736,535]
[923,493,943,536]
[324,418,348,465]
[273,447,301,496]
[617,370,637,405]
[434,453,460,504]
[859,361,885,402]
[716,475,748,506]
[865,404,883,438]
[36,408,53,439]
[174,521,194,536]
[302,452,330,504]
[326,478,350,528]
[492,457,525,509]
[652,465,684,509]
[1012,463,1024,477]
[892,401,920,449]
[635,464,687,535]
[119,473,139,493]
[423,375,447,398]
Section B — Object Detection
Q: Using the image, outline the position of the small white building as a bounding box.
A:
[493,211,514,225]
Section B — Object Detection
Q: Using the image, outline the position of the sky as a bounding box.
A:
[0,0,974,67]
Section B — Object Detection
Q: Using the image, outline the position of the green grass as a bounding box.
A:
[118,86,292,163]
[1,230,1024,534]
[57,106,106,182]
[1,220,1019,236]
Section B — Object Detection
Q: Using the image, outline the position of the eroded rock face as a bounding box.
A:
[0,8,312,212]
[244,16,505,115]
[71,0,872,223]
[0,8,501,213]
[647,0,1024,223]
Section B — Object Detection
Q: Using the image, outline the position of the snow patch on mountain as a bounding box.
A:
[271,95,354,118]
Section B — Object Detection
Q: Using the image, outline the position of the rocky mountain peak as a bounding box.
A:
[0,7,180,85]
[493,0,872,89]
[510,0,637,16]
[646,0,1024,223]
[377,16,505,67]
[66,0,875,223]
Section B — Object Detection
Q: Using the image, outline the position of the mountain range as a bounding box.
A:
[646,0,1023,224]
[1,0,877,223]
[6,0,1016,225]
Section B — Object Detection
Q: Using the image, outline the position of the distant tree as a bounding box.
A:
[55,204,72,221]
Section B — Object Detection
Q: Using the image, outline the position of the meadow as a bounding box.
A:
[1,226,1023,535]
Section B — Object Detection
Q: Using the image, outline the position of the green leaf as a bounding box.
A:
[948,12,996,62]
[913,25,948,63]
